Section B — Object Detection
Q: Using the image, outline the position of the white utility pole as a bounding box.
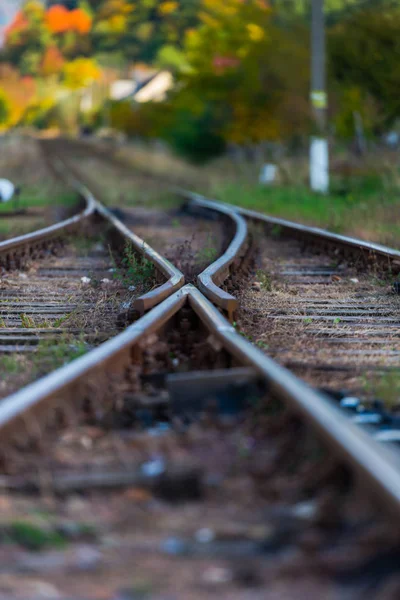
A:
[310,0,329,193]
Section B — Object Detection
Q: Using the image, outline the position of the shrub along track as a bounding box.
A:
[0,140,400,598]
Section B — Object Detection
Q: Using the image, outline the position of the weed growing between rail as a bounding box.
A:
[33,334,88,376]
[109,242,155,289]
[195,233,218,266]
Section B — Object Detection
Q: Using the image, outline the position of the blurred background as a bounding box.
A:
[2,0,400,245]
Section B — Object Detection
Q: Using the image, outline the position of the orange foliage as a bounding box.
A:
[40,46,65,76]
[69,8,92,34]
[46,5,92,34]
[46,5,70,33]
[4,11,28,41]
[0,64,36,124]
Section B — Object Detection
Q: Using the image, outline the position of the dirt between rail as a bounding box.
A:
[121,206,226,283]
[0,233,154,400]
[0,317,399,599]
[234,229,400,400]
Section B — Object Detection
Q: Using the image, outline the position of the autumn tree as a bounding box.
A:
[40,45,65,77]
[3,1,51,75]
[63,57,100,89]
[163,0,309,156]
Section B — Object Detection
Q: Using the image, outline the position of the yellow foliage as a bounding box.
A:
[202,0,239,17]
[158,2,179,16]
[108,14,127,33]
[63,58,101,90]
[247,23,264,41]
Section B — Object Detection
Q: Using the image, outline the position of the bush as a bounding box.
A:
[20,98,55,129]
[0,90,10,125]
[164,105,226,163]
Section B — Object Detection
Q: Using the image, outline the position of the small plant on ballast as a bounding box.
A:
[256,269,272,291]
[20,313,35,328]
[109,243,155,288]
[195,234,217,266]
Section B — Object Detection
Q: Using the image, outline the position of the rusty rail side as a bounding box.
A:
[1,284,400,518]
[46,156,185,313]
[181,191,248,321]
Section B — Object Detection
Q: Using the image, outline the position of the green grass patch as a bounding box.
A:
[0,355,20,375]
[33,334,88,376]
[7,521,67,551]
[212,172,400,245]
[0,189,77,214]
[109,242,155,288]
[362,371,400,409]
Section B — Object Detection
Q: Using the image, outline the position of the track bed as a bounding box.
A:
[121,206,226,283]
[236,230,400,399]
[0,231,151,399]
[0,302,398,600]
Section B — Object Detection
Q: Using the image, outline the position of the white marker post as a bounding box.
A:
[0,179,20,211]
[310,0,329,194]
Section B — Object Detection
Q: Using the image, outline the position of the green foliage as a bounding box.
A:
[0,356,20,375]
[0,89,10,125]
[329,5,400,131]
[362,372,400,409]
[20,313,35,329]
[164,103,226,163]
[156,44,189,73]
[110,242,155,288]
[21,98,55,129]
[8,521,66,551]
[256,269,272,291]
[33,334,88,375]
[195,235,217,264]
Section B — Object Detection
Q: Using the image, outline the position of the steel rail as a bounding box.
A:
[49,157,185,313]
[0,191,96,270]
[52,138,400,264]
[2,284,400,518]
[182,191,248,320]
[179,192,400,265]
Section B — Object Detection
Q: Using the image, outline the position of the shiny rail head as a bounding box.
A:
[182,192,249,321]
[2,283,400,518]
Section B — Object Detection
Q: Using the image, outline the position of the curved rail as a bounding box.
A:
[182,191,248,320]
[50,158,185,313]
[37,151,185,313]
[48,139,400,267]
[185,194,400,267]
[2,283,400,519]
[0,190,96,270]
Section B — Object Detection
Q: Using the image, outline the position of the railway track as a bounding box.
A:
[1,140,400,597]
